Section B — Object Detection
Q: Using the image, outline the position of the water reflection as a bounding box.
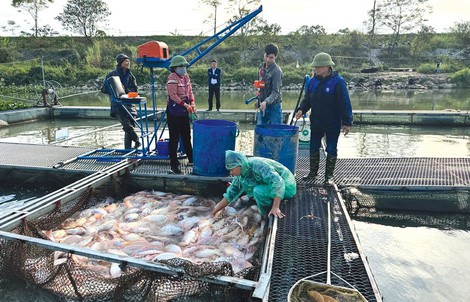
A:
[341,125,470,158]
[1,120,469,158]
[59,89,470,112]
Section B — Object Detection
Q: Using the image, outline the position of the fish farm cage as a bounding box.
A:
[0,172,273,302]
[341,187,470,214]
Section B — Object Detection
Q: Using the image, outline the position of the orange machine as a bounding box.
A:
[137,41,169,59]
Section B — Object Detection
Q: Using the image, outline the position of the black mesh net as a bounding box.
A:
[0,180,265,301]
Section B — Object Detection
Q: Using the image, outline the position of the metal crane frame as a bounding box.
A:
[78,6,263,162]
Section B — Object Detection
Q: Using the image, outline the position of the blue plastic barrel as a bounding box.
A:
[156,139,169,156]
[253,124,299,174]
[193,120,237,176]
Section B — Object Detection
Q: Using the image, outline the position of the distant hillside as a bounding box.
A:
[0,33,469,88]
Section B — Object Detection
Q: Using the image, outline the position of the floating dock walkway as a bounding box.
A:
[2,142,469,189]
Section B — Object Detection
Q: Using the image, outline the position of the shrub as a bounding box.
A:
[282,65,308,86]
[230,67,258,83]
[0,100,30,111]
[417,61,464,74]
[449,68,470,87]
[0,47,20,63]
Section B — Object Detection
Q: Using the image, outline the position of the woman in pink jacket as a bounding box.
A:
[166,55,197,174]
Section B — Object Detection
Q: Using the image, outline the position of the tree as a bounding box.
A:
[288,25,327,51]
[55,0,111,42]
[12,0,54,37]
[294,25,327,36]
[200,0,221,35]
[375,0,432,54]
[450,21,470,46]
[410,25,436,57]
[365,0,378,45]
[257,21,281,37]
[21,24,59,37]
[226,0,261,37]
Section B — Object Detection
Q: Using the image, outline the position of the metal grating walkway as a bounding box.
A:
[1,143,469,190]
[269,185,381,301]
[295,149,470,189]
[0,142,94,168]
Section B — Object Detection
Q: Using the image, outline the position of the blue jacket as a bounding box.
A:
[299,70,352,131]
[207,67,221,87]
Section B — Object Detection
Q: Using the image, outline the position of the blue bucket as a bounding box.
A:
[193,119,237,176]
[253,124,299,174]
[157,139,169,156]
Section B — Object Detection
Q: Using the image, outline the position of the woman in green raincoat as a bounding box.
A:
[212,150,297,218]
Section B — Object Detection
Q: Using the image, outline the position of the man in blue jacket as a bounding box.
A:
[207,59,221,111]
[295,52,353,184]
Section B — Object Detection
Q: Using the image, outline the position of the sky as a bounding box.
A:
[1,0,469,36]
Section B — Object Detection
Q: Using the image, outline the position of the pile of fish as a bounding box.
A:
[43,190,266,278]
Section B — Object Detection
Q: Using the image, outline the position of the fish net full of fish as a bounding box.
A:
[0,183,267,301]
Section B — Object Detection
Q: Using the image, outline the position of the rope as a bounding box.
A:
[59,91,98,99]
[51,123,122,145]
[51,112,156,145]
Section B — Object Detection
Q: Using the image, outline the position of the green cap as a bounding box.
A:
[311,52,335,67]
[169,55,188,67]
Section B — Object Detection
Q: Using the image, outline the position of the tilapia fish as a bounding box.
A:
[43,190,265,278]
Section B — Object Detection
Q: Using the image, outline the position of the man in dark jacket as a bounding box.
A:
[207,59,221,111]
[256,43,283,124]
[295,52,353,184]
[103,53,140,149]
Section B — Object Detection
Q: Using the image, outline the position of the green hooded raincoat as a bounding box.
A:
[223,150,296,215]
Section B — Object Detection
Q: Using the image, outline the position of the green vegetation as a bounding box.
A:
[1,30,469,87]
[0,20,469,111]
[450,68,470,88]
[0,100,29,110]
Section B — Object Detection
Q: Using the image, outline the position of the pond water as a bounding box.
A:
[0,114,469,301]
[58,88,470,112]
[1,119,469,158]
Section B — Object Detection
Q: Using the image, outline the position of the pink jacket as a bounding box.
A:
[166,72,195,106]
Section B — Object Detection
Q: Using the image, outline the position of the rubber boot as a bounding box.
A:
[170,164,182,174]
[302,151,320,180]
[129,130,140,149]
[324,155,337,185]
[124,132,132,149]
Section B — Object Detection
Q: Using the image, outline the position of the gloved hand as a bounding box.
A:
[185,104,194,113]
[191,104,197,114]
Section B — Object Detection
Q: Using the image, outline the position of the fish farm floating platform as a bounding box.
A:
[0,142,384,301]
[0,106,469,301]
[1,142,470,301]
